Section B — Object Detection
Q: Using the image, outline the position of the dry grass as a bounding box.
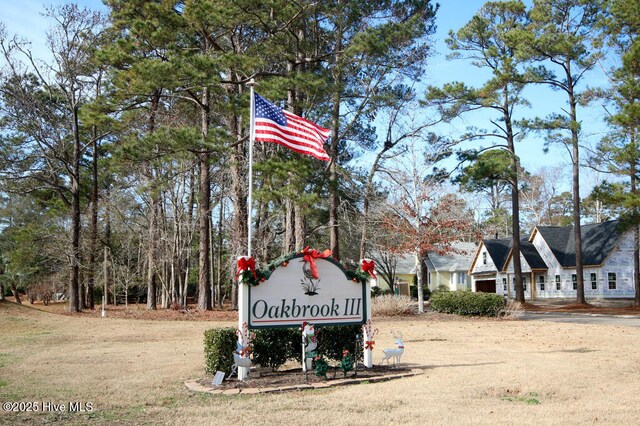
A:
[498,300,525,320]
[371,295,413,316]
[2,300,640,425]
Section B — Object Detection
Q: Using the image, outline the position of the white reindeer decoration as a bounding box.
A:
[381,333,404,366]
[229,322,254,380]
[229,352,252,379]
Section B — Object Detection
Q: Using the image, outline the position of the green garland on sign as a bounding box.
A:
[238,250,370,287]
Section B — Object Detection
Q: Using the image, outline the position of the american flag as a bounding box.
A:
[253,93,330,162]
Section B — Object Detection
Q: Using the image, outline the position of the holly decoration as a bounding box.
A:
[314,356,329,379]
[237,250,372,287]
[338,350,354,378]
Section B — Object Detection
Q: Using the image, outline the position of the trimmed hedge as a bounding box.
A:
[204,324,363,374]
[204,327,237,375]
[251,328,299,370]
[429,290,505,317]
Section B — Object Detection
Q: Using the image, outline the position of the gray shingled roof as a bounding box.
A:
[535,220,623,267]
[395,254,417,275]
[483,239,512,271]
[518,240,547,270]
[425,242,477,272]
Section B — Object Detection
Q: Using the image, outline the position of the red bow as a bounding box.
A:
[361,259,376,278]
[237,256,257,279]
[364,340,375,350]
[301,246,332,279]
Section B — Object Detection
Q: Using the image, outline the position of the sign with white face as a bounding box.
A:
[248,256,366,328]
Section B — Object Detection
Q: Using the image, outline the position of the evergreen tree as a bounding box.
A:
[591,0,640,305]
[0,6,107,312]
[521,0,606,305]
[428,0,530,301]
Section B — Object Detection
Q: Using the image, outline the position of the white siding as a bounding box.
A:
[505,253,532,274]
[471,245,497,275]
[531,230,636,299]
[531,231,562,270]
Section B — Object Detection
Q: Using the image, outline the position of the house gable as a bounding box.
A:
[504,240,548,273]
[469,239,510,275]
[503,239,548,273]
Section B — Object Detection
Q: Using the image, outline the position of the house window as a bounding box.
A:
[572,274,577,291]
[539,275,545,291]
[608,272,617,290]
[482,252,487,265]
[590,273,597,290]
[523,277,527,292]
[502,278,507,291]
[555,275,561,291]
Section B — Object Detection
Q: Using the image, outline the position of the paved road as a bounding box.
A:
[523,312,640,327]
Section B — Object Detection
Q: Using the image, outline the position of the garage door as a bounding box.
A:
[475,280,496,293]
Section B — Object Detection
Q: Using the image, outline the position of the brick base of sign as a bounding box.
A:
[186,366,422,395]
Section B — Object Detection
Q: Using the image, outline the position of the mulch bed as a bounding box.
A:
[194,364,419,393]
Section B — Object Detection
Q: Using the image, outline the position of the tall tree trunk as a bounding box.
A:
[504,98,524,303]
[415,250,424,313]
[146,91,161,310]
[197,86,212,311]
[511,180,524,301]
[87,137,99,309]
[69,104,82,313]
[569,86,585,305]
[146,185,159,310]
[229,84,248,310]
[103,188,111,305]
[216,183,224,309]
[283,199,295,255]
[329,22,343,261]
[294,204,305,251]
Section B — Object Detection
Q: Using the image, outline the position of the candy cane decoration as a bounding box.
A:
[361,319,378,368]
[236,322,254,357]
[362,320,378,350]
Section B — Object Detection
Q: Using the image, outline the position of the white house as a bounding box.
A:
[469,220,636,299]
[468,238,511,293]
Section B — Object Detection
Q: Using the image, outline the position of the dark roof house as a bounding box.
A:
[531,220,624,267]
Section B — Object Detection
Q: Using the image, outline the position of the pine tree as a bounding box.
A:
[428,0,530,301]
[521,0,606,305]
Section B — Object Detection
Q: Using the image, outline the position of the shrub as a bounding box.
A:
[25,281,56,305]
[371,286,391,298]
[251,328,299,370]
[372,294,413,317]
[430,291,505,317]
[205,325,363,373]
[204,327,237,375]
[316,325,363,362]
[411,284,431,301]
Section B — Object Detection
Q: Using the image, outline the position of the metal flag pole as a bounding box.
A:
[247,78,255,258]
[237,79,255,382]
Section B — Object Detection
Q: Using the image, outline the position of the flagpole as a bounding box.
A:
[247,79,255,258]
[237,79,255,382]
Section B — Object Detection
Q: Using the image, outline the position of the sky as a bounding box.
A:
[1,0,613,196]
